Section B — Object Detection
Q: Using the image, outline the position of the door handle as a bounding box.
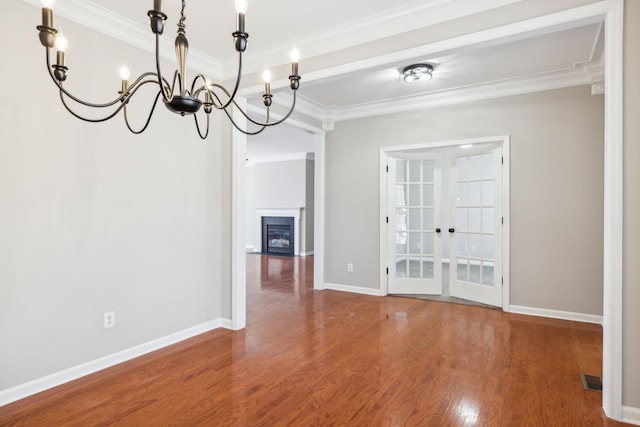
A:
[435,228,441,233]
[448,228,455,233]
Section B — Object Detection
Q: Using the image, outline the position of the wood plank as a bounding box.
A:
[0,255,631,426]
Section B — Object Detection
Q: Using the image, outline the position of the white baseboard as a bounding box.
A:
[219,318,234,330]
[299,251,314,257]
[509,305,603,325]
[324,282,385,296]
[0,319,223,407]
[623,405,640,425]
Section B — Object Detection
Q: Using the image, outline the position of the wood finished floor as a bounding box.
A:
[0,255,631,426]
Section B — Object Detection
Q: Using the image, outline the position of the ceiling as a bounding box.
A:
[34,0,605,157]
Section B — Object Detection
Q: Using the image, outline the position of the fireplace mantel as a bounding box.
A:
[256,208,302,256]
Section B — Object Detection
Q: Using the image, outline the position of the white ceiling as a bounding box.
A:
[35,0,605,156]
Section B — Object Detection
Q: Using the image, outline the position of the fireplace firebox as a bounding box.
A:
[261,216,295,256]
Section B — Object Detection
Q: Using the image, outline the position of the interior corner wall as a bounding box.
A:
[305,159,315,253]
[623,0,640,410]
[0,1,225,392]
[325,85,604,316]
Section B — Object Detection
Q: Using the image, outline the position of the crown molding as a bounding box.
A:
[23,0,223,80]
[294,65,600,123]
[222,0,524,78]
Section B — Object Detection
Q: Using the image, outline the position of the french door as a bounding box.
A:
[387,154,442,294]
[386,142,504,307]
[449,146,502,307]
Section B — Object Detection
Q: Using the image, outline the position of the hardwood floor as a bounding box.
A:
[0,255,632,426]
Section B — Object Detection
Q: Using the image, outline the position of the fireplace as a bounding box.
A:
[262,216,295,256]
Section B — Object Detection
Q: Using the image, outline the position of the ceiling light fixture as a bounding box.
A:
[36,0,301,137]
[402,64,433,84]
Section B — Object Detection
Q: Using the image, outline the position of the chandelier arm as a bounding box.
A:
[58,89,128,123]
[57,78,159,123]
[189,49,244,110]
[193,112,209,140]
[205,89,265,135]
[191,75,216,106]
[124,91,163,134]
[200,81,267,124]
[227,91,297,128]
[215,52,244,110]
[222,106,268,135]
[45,48,156,109]
[258,92,297,127]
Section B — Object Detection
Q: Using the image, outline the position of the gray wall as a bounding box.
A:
[623,0,640,410]
[0,2,225,390]
[325,86,604,316]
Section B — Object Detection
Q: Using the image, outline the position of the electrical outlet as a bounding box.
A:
[104,311,115,329]
[347,263,354,273]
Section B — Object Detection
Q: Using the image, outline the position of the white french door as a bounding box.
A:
[387,155,442,294]
[385,141,505,308]
[449,146,503,307]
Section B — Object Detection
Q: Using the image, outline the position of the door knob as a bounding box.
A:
[448,228,455,233]
[435,228,441,233]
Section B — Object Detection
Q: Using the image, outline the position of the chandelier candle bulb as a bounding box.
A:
[55,33,67,66]
[40,0,56,9]
[203,89,212,113]
[235,0,248,14]
[119,66,130,92]
[291,49,300,76]
[262,68,273,107]
[263,69,271,87]
[235,0,247,33]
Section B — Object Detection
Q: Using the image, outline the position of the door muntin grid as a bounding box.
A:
[455,152,496,287]
[395,159,436,279]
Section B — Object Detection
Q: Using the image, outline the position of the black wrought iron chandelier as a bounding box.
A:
[36,0,301,137]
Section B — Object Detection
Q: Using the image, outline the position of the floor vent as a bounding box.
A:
[581,373,602,392]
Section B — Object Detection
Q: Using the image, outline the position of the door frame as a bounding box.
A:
[379,135,511,310]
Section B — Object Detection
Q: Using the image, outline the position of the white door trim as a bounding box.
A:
[602,0,624,419]
[380,135,510,309]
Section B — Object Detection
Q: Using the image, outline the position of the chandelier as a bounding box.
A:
[35,0,301,137]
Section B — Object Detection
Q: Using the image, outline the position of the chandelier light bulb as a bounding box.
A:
[119,65,130,81]
[55,33,68,52]
[40,0,56,9]
[290,48,300,64]
[235,0,248,14]
[262,68,272,84]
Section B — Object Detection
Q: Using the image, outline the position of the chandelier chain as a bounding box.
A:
[178,0,186,34]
